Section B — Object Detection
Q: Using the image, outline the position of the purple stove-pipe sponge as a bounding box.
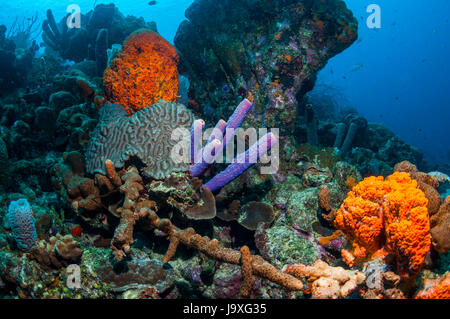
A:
[7,198,37,251]
[203,132,278,192]
[190,99,252,177]
[194,119,227,164]
[191,119,205,163]
[222,99,253,147]
[191,120,227,176]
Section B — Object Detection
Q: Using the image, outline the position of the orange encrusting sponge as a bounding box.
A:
[334,172,431,278]
[415,273,450,299]
[103,29,180,114]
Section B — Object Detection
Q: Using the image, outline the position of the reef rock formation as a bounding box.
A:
[175,0,358,136]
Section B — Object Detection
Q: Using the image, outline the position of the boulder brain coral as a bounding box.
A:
[334,172,430,278]
[103,29,179,114]
[86,101,194,180]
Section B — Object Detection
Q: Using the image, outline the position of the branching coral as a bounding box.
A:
[110,165,157,261]
[139,207,304,293]
[103,29,179,114]
[334,172,431,278]
[99,161,303,292]
[51,151,102,213]
[239,245,255,298]
[105,164,303,293]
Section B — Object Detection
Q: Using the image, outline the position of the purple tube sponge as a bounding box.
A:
[221,99,253,147]
[203,132,278,192]
[194,119,227,164]
[191,119,205,163]
[6,198,37,251]
[190,99,252,177]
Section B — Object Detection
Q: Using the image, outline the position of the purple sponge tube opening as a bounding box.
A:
[191,119,205,163]
[190,99,252,177]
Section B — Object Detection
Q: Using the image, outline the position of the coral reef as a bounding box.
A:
[111,166,154,261]
[175,0,358,140]
[0,0,447,301]
[139,206,304,292]
[42,4,157,75]
[103,29,179,114]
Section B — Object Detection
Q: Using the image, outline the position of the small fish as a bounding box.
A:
[148,1,157,6]
[350,63,364,72]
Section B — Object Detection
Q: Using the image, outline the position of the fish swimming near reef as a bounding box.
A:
[350,63,364,72]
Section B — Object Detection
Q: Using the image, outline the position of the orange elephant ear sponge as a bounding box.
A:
[103,29,179,114]
[334,172,430,278]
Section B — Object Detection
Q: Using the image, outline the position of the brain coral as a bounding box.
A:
[7,199,37,251]
[86,101,194,180]
[103,29,179,114]
[334,172,430,278]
